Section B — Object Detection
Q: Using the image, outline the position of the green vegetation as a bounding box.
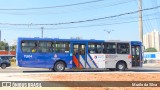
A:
[10,45,16,51]
[0,41,16,51]
[145,47,157,52]
[0,41,9,50]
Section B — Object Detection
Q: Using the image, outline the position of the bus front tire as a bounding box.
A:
[116,62,126,71]
[54,61,65,72]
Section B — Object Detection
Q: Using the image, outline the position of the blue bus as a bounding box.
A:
[16,37,143,72]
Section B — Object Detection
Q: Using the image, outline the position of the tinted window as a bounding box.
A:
[103,43,116,54]
[38,41,53,53]
[88,43,102,54]
[117,43,130,54]
[132,46,140,55]
[21,41,37,53]
[73,44,85,55]
[55,41,70,53]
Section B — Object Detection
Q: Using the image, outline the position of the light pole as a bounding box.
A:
[104,30,114,40]
[138,0,143,43]
[41,27,44,38]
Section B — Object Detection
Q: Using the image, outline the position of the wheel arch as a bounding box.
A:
[116,60,127,69]
[54,60,67,68]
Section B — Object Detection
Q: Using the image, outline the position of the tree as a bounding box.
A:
[145,47,157,52]
[0,41,9,51]
[10,45,17,51]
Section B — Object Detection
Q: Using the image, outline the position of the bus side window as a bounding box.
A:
[50,43,54,52]
[55,41,70,53]
[31,47,37,53]
[136,46,140,55]
[32,43,37,53]
[38,41,53,53]
[117,43,129,54]
[103,42,116,54]
[21,41,37,53]
[73,49,78,55]
[88,43,102,54]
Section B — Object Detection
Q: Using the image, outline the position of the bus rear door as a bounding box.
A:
[131,42,142,67]
[71,43,88,68]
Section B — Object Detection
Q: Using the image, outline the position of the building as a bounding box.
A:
[144,52,160,63]
[0,51,16,56]
[144,52,160,60]
[143,30,160,51]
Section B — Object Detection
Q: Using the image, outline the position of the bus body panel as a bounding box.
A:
[89,54,132,69]
[17,52,72,68]
[16,37,143,70]
[89,54,105,68]
[16,37,103,69]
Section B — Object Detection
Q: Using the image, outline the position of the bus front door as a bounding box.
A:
[72,44,87,68]
[131,45,141,67]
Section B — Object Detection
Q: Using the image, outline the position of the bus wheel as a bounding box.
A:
[116,62,126,71]
[1,63,7,69]
[54,61,65,72]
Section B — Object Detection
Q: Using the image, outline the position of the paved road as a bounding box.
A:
[0,66,160,73]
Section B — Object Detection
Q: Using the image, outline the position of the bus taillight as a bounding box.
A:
[128,55,132,59]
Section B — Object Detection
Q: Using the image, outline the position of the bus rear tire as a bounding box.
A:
[54,61,65,72]
[116,62,126,71]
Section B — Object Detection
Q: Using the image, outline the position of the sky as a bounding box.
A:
[0,0,159,45]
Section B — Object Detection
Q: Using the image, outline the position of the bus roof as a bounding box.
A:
[17,37,104,42]
[17,37,142,44]
[106,40,141,42]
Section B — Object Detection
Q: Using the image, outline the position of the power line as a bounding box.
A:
[0,12,157,29]
[1,17,160,30]
[0,12,158,27]
[151,0,160,29]
[141,1,153,32]
[0,5,160,26]
[45,17,160,30]
[0,0,104,11]
[0,0,135,15]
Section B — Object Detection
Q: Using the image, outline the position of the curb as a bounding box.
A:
[143,64,160,67]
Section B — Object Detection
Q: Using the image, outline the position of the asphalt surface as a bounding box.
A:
[1,65,160,73]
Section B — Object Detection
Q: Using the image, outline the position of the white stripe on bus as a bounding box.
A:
[87,55,96,68]
[79,55,89,68]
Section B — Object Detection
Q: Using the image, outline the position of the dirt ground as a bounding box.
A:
[16,73,160,90]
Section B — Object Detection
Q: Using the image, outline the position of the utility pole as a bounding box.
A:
[0,30,1,41]
[138,0,143,43]
[41,27,44,38]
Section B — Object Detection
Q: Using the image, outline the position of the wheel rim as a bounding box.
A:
[118,64,124,70]
[2,64,6,69]
[57,64,64,71]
